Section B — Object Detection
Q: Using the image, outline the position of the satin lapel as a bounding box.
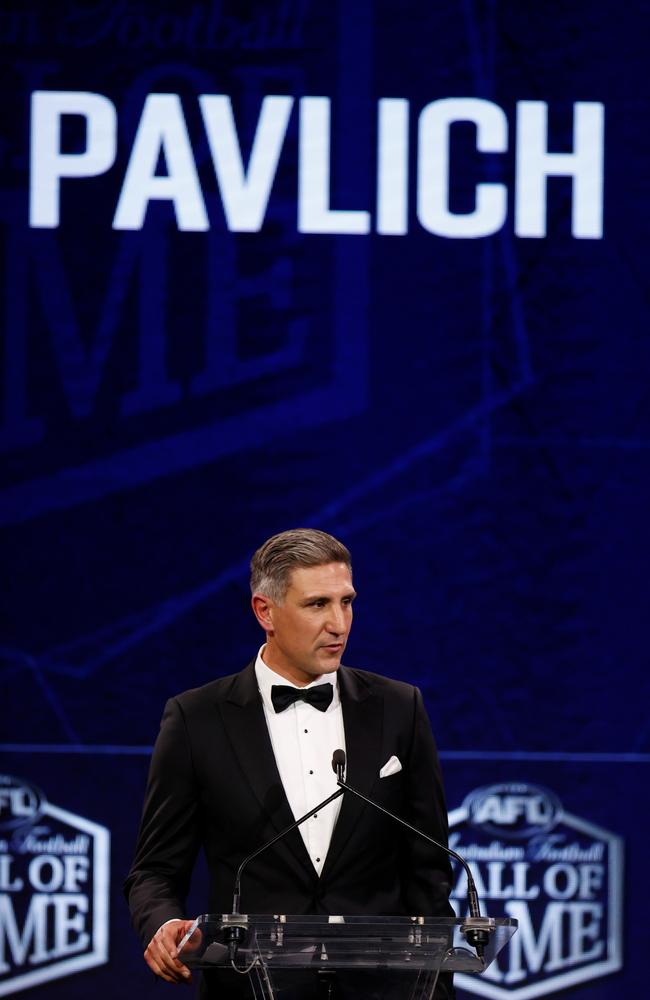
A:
[217,662,315,879]
[320,666,383,881]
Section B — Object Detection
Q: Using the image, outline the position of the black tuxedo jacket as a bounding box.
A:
[125,662,454,952]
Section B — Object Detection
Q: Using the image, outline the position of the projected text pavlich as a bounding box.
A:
[29,93,605,239]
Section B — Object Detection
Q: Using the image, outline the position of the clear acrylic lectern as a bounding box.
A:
[177,913,517,999]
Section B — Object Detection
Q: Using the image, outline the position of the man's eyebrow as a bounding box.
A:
[300,590,357,604]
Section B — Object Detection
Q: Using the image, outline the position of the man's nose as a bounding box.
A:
[326,606,348,634]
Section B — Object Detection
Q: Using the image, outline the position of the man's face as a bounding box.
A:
[258,562,356,686]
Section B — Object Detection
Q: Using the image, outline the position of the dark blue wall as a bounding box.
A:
[1,2,648,997]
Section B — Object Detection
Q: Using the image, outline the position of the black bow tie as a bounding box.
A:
[271,683,334,714]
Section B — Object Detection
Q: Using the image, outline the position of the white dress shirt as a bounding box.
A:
[255,646,346,876]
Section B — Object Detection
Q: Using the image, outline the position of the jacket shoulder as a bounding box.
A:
[341,665,418,701]
[168,662,255,715]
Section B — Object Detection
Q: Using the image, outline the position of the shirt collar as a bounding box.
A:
[254,646,340,714]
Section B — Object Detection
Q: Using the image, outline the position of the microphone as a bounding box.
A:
[221,777,346,966]
[330,749,492,957]
[332,748,346,781]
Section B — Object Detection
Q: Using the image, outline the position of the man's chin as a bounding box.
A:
[319,661,341,673]
[315,650,344,673]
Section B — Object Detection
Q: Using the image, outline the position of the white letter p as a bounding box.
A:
[30,90,117,228]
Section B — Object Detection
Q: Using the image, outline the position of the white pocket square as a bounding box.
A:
[379,755,402,778]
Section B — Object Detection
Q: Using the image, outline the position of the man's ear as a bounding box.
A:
[251,593,274,633]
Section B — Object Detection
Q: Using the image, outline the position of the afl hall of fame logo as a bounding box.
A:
[0,774,110,996]
[449,783,623,1000]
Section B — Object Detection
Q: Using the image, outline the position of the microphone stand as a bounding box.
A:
[222,787,346,965]
[223,752,492,965]
[334,764,492,957]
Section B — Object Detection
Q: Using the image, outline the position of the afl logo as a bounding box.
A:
[0,775,45,832]
[464,783,562,839]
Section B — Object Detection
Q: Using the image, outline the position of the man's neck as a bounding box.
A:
[260,645,325,687]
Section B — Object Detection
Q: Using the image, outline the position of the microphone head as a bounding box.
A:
[332,749,346,774]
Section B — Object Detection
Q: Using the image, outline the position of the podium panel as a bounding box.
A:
[178,914,517,999]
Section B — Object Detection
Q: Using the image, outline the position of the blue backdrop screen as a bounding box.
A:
[1,2,648,998]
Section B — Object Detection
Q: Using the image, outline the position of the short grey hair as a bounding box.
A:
[250,528,352,604]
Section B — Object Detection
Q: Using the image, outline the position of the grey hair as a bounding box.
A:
[250,528,352,604]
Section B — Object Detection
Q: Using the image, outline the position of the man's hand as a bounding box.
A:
[144,918,196,984]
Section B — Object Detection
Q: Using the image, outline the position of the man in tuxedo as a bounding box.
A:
[125,528,455,998]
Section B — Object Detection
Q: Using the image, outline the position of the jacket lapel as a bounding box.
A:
[320,666,383,881]
[217,662,316,879]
